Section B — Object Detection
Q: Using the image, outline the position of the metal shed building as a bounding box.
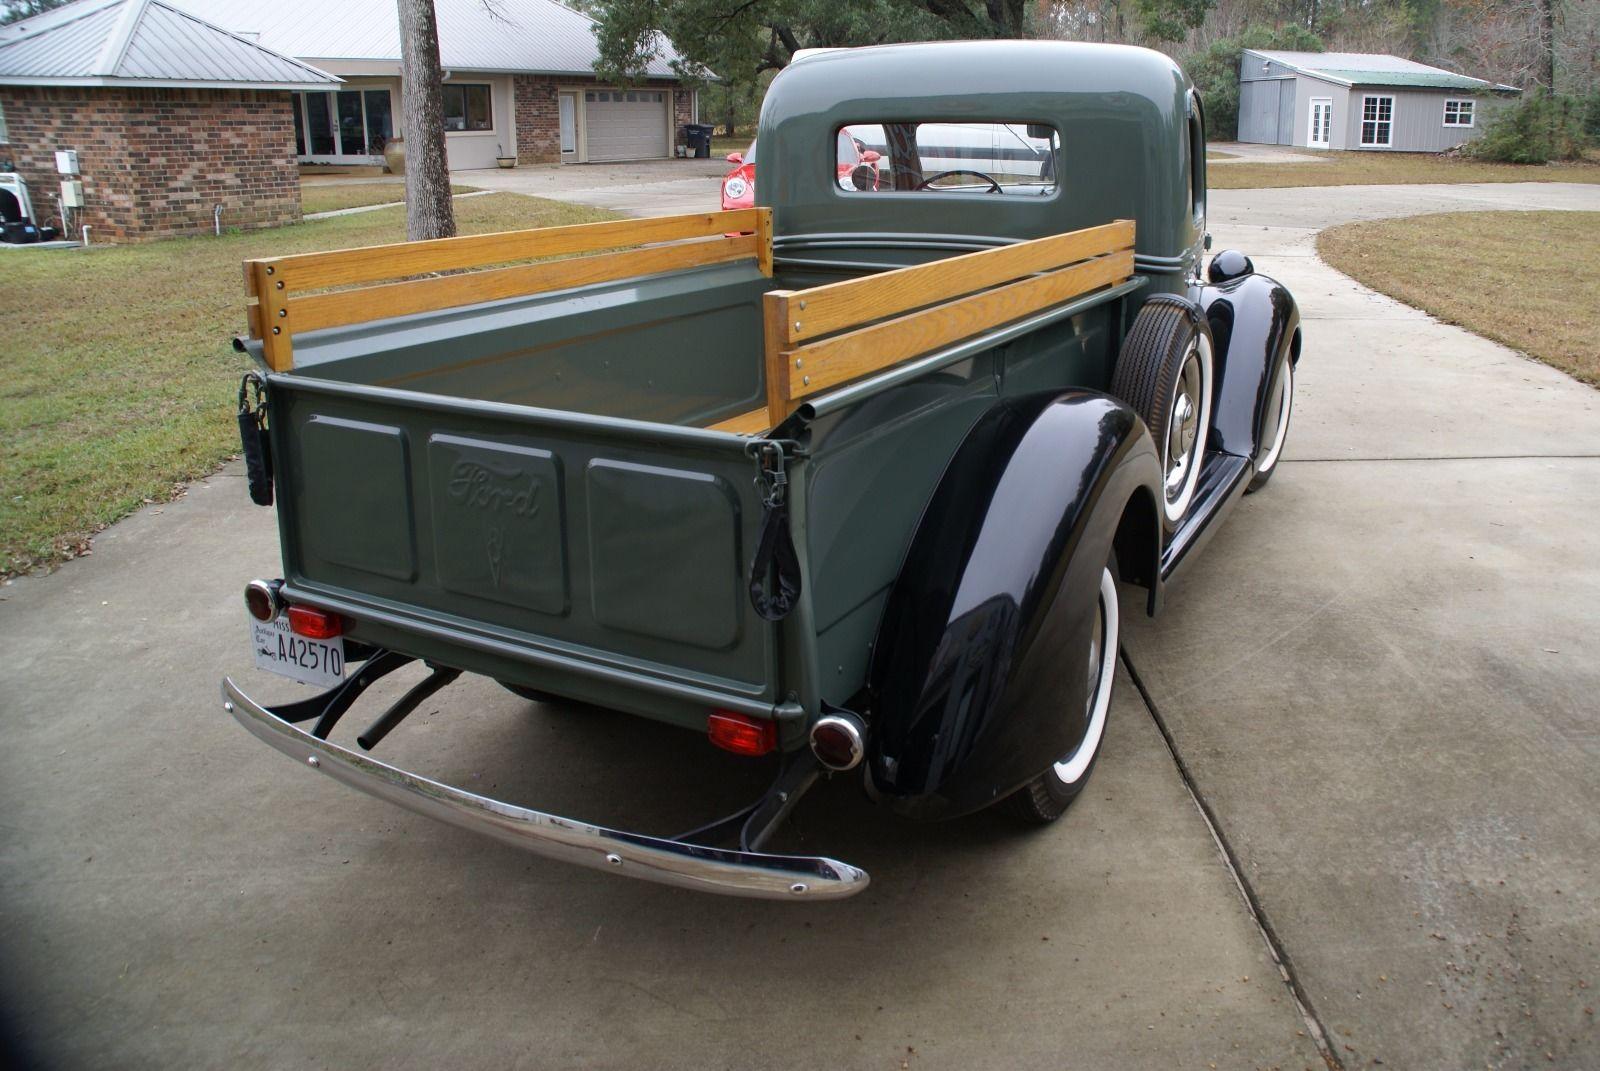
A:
[1237,49,1519,152]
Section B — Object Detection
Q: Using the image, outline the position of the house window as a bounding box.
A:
[1443,99,1474,127]
[293,89,395,157]
[363,89,393,153]
[337,91,364,155]
[304,91,335,155]
[442,84,492,131]
[0,101,8,144]
[1360,95,1394,146]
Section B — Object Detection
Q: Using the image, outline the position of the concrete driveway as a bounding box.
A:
[2,181,1598,1069]
[457,157,728,217]
[1132,180,1600,1070]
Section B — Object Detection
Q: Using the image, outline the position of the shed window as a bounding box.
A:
[835,122,1059,195]
[443,84,492,132]
[1443,99,1474,127]
[1360,96,1394,146]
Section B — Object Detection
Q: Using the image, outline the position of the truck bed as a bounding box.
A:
[283,260,776,430]
[242,210,1138,733]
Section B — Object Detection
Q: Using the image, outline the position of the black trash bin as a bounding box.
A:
[683,124,715,158]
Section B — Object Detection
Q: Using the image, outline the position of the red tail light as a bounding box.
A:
[287,604,343,639]
[707,711,777,757]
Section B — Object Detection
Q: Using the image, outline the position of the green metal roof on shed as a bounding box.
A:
[1245,50,1519,93]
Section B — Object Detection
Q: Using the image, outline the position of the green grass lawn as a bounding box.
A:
[299,182,481,215]
[0,193,620,576]
[710,135,749,159]
[1211,149,1600,189]
[1319,211,1600,388]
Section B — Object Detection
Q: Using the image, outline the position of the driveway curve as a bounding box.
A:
[1125,180,1600,1069]
[0,179,1595,1070]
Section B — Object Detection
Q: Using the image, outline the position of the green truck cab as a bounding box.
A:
[223,41,1301,900]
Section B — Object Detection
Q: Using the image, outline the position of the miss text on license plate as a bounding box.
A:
[251,614,345,688]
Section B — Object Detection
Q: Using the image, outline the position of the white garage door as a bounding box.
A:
[585,89,669,162]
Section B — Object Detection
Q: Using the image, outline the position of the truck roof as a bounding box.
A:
[757,40,1202,267]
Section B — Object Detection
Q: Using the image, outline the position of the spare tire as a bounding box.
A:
[1110,296,1213,529]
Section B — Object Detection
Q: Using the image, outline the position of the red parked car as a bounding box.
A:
[720,141,757,211]
[720,131,880,210]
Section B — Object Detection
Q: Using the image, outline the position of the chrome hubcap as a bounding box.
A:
[1164,348,1203,502]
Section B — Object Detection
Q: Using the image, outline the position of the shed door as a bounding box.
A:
[1308,98,1332,147]
[1277,85,1296,144]
[584,89,668,162]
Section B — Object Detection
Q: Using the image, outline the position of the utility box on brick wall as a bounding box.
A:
[54,149,79,175]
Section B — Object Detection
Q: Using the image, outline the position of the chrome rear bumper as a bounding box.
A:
[221,678,869,901]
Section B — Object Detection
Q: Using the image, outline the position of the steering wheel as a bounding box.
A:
[916,169,1003,193]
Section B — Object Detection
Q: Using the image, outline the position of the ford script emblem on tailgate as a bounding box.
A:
[447,460,543,518]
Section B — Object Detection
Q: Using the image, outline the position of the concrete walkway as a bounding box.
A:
[1208,141,1331,165]
[0,180,1596,1069]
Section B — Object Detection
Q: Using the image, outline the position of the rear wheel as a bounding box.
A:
[1004,564,1120,824]
[1111,298,1213,529]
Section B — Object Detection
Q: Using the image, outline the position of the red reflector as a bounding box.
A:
[287,604,342,639]
[707,711,777,757]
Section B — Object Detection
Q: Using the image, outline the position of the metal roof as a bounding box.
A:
[0,0,338,88]
[1246,49,1514,92]
[164,0,694,79]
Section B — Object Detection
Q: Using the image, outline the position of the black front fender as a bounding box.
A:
[866,391,1162,820]
[1192,270,1301,460]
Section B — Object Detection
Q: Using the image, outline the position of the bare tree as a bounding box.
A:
[397,0,456,241]
[1535,0,1556,90]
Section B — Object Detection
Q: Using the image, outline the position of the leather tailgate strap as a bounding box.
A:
[748,496,801,621]
[748,441,801,621]
[237,373,274,507]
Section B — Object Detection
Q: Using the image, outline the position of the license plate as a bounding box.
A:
[251,614,345,688]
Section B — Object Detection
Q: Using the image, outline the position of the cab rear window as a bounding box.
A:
[835,122,1060,194]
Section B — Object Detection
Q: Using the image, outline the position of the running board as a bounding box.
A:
[1161,452,1253,585]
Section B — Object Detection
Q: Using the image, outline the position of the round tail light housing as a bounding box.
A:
[244,578,283,622]
[809,713,865,772]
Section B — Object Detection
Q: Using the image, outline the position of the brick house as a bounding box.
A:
[169,0,705,169]
[0,0,339,241]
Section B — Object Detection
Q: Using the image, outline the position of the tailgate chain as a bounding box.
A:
[747,440,802,622]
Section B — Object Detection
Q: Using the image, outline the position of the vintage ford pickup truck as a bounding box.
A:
[223,41,1300,901]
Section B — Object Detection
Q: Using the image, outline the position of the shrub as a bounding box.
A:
[1461,94,1590,164]
[1582,90,1600,144]
[1185,25,1323,142]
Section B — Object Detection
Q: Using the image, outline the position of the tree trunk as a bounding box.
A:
[397,0,456,241]
[1536,0,1556,93]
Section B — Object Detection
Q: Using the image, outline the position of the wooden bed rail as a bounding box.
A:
[243,207,773,371]
[742,219,1135,432]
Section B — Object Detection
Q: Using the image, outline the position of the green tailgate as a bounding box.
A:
[268,376,779,730]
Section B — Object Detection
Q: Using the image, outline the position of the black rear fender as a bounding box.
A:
[1193,271,1301,459]
[866,391,1163,820]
